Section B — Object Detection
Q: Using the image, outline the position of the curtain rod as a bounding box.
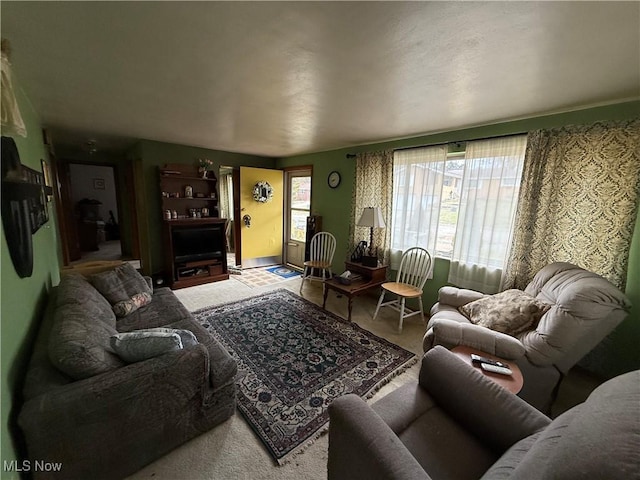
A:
[392,131,527,153]
[345,131,527,158]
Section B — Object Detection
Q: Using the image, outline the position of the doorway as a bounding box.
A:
[68,163,121,262]
[284,167,312,270]
[55,157,140,267]
[219,166,239,269]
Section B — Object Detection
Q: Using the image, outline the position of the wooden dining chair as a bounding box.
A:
[373,247,432,333]
[300,232,336,294]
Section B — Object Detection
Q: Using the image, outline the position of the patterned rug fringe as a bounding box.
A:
[364,354,419,401]
[277,423,330,466]
[278,347,419,465]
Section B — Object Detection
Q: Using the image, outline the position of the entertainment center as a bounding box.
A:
[159,164,229,289]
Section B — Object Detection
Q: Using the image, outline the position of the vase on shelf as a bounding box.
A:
[199,167,208,179]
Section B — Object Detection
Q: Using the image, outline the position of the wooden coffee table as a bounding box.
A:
[323,262,387,321]
[451,346,524,394]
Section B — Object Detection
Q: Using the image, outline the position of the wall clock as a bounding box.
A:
[328,171,341,188]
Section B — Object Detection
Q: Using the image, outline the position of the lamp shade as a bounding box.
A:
[357,207,386,228]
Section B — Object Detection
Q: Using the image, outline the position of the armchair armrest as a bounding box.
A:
[419,346,550,453]
[423,318,526,360]
[328,394,431,480]
[437,286,485,307]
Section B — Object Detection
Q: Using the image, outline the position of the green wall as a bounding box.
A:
[135,140,274,275]
[1,87,61,476]
[278,101,640,378]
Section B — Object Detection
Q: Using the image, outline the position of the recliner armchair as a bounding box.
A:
[328,346,640,480]
[423,262,630,411]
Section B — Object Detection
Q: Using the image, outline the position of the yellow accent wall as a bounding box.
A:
[240,166,283,263]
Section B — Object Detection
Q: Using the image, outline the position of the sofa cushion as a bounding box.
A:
[56,273,117,327]
[90,263,152,317]
[459,290,551,336]
[110,328,198,363]
[49,275,125,379]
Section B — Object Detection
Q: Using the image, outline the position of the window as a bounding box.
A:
[289,175,311,242]
[391,135,527,290]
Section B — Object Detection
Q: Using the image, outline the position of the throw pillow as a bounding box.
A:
[459,289,551,336]
[112,292,153,317]
[90,263,152,317]
[143,327,199,348]
[111,327,199,363]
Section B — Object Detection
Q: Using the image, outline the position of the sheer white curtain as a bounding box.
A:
[219,173,234,220]
[448,135,527,293]
[390,145,448,275]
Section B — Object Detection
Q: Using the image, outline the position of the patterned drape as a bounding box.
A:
[349,150,393,265]
[502,119,640,291]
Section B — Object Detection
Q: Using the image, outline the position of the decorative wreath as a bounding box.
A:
[253,181,274,203]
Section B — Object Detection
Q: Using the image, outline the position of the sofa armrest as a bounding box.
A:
[19,344,216,478]
[419,347,550,453]
[21,344,212,417]
[423,319,526,360]
[437,286,485,307]
[329,394,431,480]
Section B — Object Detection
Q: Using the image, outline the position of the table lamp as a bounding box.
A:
[357,207,386,266]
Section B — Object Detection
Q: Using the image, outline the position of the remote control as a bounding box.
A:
[480,363,513,376]
[470,353,508,368]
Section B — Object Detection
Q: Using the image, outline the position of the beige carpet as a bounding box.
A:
[126,276,424,480]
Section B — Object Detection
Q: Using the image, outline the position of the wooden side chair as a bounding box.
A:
[373,247,432,333]
[300,232,336,294]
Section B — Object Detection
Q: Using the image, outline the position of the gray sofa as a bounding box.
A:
[18,272,237,479]
[423,262,630,411]
[328,346,640,480]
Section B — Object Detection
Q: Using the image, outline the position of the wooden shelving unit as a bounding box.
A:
[159,164,229,289]
[159,163,219,220]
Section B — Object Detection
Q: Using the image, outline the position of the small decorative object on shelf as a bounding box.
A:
[253,181,274,203]
[198,158,213,179]
[159,163,219,223]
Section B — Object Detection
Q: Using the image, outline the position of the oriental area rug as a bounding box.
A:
[193,289,416,464]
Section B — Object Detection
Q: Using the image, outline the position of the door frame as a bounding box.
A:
[283,165,313,269]
[232,168,242,267]
[54,156,141,267]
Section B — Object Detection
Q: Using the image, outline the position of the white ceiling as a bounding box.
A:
[2,1,638,157]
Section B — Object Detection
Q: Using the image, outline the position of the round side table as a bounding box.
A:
[451,345,524,394]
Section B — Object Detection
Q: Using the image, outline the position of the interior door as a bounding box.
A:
[56,158,81,262]
[239,166,284,268]
[284,168,312,269]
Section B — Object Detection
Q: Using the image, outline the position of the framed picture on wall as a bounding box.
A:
[93,178,105,190]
